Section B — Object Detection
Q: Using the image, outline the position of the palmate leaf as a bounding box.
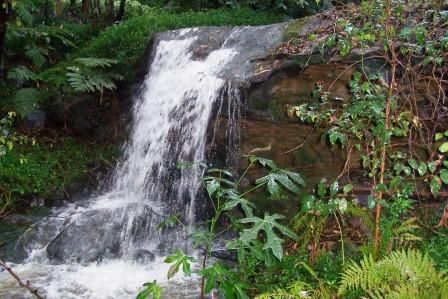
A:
[201,262,249,299]
[136,280,162,299]
[164,250,194,279]
[255,170,304,199]
[240,213,298,261]
[222,190,256,217]
[245,155,278,170]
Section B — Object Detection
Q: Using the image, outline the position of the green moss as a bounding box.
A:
[282,17,309,41]
[0,138,117,210]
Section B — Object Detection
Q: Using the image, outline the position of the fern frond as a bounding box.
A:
[14,0,36,25]
[338,249,448,298]
[7,66,37,82]
[13,88,41,118]
[74,58,118,68]
[25,45,49,68]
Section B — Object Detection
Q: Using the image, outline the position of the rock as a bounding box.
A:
[210,249,237,262]
[131,249,155,263]
[46,203,161,264]
[23,110,45,129]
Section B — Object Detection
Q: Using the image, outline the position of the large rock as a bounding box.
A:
[46,203,161,263]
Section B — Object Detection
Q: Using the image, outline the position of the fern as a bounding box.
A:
[66,58,123,93]
[14,0,37,25]
[12,88,42,117]
[74,58,118,68]
[338,249,448,299]
[7,66,38,82]
[25,44,49,68]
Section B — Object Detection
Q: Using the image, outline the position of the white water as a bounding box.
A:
[0,24,285,298]
[0,28,238,299]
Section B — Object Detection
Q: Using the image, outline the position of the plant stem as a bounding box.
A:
[240,183,265,198]
[374,0,397,257]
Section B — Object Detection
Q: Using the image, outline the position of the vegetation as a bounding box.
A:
[1,0,448,299]
[137,0,448,298]
[0,0,286,215]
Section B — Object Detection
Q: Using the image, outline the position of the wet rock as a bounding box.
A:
[46,203,161,264]
[210,249,237,262]
[23,110,45,129]
[131,249,155,263]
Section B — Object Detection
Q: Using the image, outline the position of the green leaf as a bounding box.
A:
[330,181,339,197]
[255,170,303,199]
[136,281,161,299]
[430,176,441,196]
[205,178,220,197]
[222,191,255,217]
[343,184,353,195]
[367,195,376,209]
[317,179,327,197]
[439,142,448,153]
[164,250,194,279]
[435,133,445,141]
[417,162,427,176]
[440,169,448,184]
[428,161,436,174]
[240,213,298,261]
[246,155,278,170]
[408,159,418,170]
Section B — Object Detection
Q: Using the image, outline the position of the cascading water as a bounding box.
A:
[0,24,285,299]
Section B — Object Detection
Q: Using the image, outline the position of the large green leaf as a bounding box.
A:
[136,281,161,299]
[164,250,194,279]
[240,213,298,260]
[255,170,303,199]
[222,190,255,217]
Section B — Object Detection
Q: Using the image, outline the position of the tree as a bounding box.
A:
[0,0,11,80]
[105,0,114,23]
[114,0,126,22]
[82,0,90,18]
[55,0,63,17]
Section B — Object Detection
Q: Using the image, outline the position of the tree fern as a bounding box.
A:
[338,249,448,298]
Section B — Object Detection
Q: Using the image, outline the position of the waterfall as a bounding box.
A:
[0,24,285,299]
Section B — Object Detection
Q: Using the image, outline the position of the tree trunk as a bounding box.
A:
[114,0,126,22]
[0,0,10,81]
[82,0,90,19]
[105,0,114,23]
[55,0,63,17]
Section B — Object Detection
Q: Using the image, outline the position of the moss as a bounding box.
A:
[282,17,309,41]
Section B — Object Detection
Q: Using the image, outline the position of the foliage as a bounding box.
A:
[147,156,303,298]
[338,249,448,298]
[73,8,284,80]
[136,281,162,299]
[0,137,117,215]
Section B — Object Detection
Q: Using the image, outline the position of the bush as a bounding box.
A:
[73,8,284,79]
[0,138,116,212]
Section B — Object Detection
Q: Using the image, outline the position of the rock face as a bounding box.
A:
[209,15,383,215]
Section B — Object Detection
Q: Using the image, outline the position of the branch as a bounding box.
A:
[0,260,46,299]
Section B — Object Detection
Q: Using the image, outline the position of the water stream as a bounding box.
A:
[0,24,285,299]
